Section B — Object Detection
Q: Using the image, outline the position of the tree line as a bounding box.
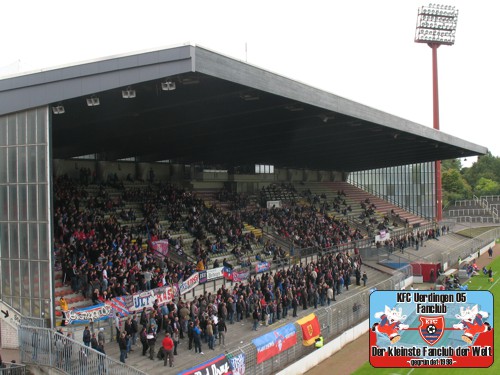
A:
[442,152,500,207]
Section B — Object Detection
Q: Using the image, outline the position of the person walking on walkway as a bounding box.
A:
[362,271,368,287]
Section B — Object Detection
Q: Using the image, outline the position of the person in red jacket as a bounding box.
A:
[162,333,174,367]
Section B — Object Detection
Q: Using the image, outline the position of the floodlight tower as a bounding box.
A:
[415,3,458,222]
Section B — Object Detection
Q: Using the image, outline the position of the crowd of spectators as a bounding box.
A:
[112,248,365,364]
[375,227,448,253]
[54,174,366,314]
[242,205,363,249]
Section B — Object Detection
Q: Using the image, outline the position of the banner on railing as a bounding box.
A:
[255,261,270,274]
[199,270,208,284]
[178,272,200,295]
[229,353,246,375]
[297,313,321,346]
[106,296,129,317]
[66,303,113,324]
[127,286,176,313]
[67,295,131,324]
[223,267,233,281]
[252,323,297,364]
[233,269,250,283]
[207,267,224,281]
[150,239,169,257]
[177,353,231,375]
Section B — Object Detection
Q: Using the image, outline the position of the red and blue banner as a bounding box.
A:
[233,269,250,283]
[252,323,297,364]
[255,261,270,274]
[66,303,112,324]
[150,239,169,257]
[223,267,233,281]
[178,272,200,295]
[178,354,232,375]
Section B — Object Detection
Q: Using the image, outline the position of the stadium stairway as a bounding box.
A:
[320,181,429,228]
[54,270,92,325]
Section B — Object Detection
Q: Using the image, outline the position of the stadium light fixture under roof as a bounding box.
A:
[121,87,136,99]
[86,95,100,107]
[161,80,176,91]
[415,3,458,45]
[52,104,65,114]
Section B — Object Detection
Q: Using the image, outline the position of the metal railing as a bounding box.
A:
[18,326,147,375]
[426,227,499,268]
[223,266,410,375]
[0,363,26,375]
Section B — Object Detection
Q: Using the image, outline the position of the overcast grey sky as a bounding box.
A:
[2,0,498,164]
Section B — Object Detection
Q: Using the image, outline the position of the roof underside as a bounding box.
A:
[0,45,487,172]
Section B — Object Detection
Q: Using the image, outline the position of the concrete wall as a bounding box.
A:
[276,319,370,375]
[0,321,19,349]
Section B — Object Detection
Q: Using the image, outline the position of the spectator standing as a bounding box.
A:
[162,333,174,367]
[59,297,69,326]
[147,328,157,360]
[140,327,149,356]
[90,333,98,349]
[187,321,194,351]
[327,285,335,305]
[488,247,493,259]
[114,313,121,342]
[206,321,215,350]
[118,332,127,363]
[193,322,204,355]
[97,328,105,347]
[218,318,227,346]
[131,314,139,346]
[252,308,259,331]
[172,328,180,355]
[362,271,368,287]
[82,326,91,347]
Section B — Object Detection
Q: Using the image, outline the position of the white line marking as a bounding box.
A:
[488,277,500,290]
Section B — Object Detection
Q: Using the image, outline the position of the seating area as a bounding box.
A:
[260,183,298,205]
[445,196,500,224]
[53,176,431,317]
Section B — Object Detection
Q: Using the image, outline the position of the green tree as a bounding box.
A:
[442,168,472,206]
[463,153,500,188]
[441,158,462,172]
[474,177,500,196]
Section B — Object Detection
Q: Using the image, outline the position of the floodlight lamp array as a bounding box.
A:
[415,3,458,45]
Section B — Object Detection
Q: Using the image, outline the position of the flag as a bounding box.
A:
[223,267,233,281]
[297,313,321,346]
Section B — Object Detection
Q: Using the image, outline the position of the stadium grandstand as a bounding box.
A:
[0,45,490,374]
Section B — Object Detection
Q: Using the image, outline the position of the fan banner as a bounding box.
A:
[369,290,493,368]
[296,313,321,346]
[252,323,297,364]
[177,354,232,375]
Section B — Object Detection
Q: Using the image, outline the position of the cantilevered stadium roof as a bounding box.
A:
[0,45,487,171]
